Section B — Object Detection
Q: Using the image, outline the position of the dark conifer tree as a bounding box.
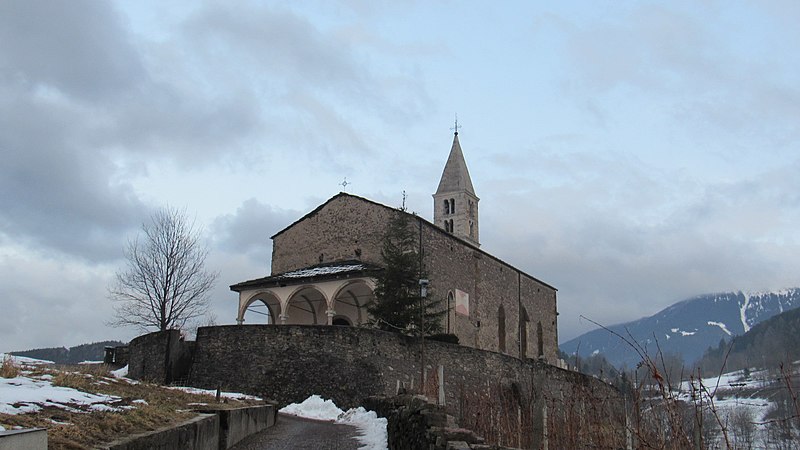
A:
[368,207,445,335]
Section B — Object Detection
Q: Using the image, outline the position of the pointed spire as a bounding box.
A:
[435,132,475,195]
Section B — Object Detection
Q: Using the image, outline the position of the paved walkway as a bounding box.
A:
[231,413,362,450]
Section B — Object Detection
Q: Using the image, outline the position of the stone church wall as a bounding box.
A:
[147,325,624,448]
[267,194,559,361]
[270,195,392,274]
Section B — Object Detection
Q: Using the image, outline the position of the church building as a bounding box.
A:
[231,131,559,362]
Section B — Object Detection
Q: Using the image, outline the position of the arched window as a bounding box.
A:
[537,322,544,358]
[448,219,453,233]
[444,199,450,214]
[469,221,474,237]
[520,306,529,358]
[447,291,454,333]
[444,220,450,232]
[450,198,455,213]
[498,305,506,353]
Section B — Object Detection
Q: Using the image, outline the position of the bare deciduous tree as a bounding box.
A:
[109,207,217,332]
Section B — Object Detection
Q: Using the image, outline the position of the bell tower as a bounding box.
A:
[433,126,479,247]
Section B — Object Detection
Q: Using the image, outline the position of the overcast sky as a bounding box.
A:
[1,0,799,352]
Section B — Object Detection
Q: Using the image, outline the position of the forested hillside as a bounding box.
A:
[10,341,125,364]
[697,307,800,374]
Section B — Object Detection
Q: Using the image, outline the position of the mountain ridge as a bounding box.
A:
[560,288,800,368]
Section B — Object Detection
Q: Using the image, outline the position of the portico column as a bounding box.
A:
[326,309,336,325]
[236,318,243,325]
[279,314,289,324]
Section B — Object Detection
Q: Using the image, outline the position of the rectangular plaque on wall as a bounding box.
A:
[455,289,469,316]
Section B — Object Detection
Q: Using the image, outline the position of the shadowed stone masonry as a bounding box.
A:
[128,326,625,448]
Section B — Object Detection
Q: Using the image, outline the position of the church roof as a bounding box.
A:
[435,133,476,196]
[266,192,556,291]
[230,260,382,291]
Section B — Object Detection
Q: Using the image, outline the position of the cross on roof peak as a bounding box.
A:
[450,114,462,135]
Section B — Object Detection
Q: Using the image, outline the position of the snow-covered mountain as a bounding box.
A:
[560,289,800,368]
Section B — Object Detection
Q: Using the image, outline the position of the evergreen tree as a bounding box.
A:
[368,207,445,335]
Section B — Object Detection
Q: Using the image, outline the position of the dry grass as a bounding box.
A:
[0,355,19,378]
[0,364,263,450]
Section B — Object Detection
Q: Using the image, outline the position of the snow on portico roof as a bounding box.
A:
[229,261,382,292]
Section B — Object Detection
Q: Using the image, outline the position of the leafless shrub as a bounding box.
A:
[1,355,19,378]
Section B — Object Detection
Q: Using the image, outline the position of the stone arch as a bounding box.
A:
[498,304,506,353]
[332,315,352,326]
[240,291,281,324]
[284,285,328,325]
[331,280,374,326]
[520,306,529,358]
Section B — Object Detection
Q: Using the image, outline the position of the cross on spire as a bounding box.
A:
[450,113,462,135]
[340,177,350,192]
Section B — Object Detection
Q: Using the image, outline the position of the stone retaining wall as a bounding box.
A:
[99,414,219,450]
[98,405,275,450]
[128,325,624,448]
[0,428,47,450]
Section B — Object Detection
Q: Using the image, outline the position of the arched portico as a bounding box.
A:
[331,279,375,326]
[235,275,375,326]
[284,285,328,325]
[240,291,281,324]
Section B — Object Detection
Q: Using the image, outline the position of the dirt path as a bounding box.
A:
[230,413,362,450]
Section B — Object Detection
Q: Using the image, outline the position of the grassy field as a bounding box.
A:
[0,357,263,449]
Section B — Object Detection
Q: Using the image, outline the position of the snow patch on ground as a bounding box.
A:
[0,374,122,415]
[0,353,54,365]
[110,365,128,378]
[707,321,732,336]
[280,395,388,450]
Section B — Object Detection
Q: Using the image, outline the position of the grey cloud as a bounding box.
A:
[0,85,146,261]
[0,255,132,352]
[479,152,800,341]
[184,5,367,96]
[211,199,300,263]
[0,0,145,101]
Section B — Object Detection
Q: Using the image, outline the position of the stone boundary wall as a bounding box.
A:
[123,325,625,448]
[127,325,623,447]
[127,330,194,384]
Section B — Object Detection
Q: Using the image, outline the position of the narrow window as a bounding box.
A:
[444,199,450,214]
[447,291,454,333]
[498,305,506,353]
[449,219,453,233]
[450,198,455,213]
[520,307,529,358]
[444,220,450,232]
[469,221,474,237]
[537,322,544,358]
